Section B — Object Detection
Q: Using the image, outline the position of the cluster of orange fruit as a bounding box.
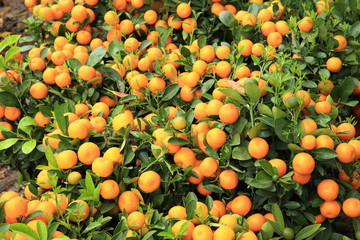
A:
[0,0,359,239]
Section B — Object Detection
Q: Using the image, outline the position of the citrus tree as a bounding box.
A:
[0,0,359,239]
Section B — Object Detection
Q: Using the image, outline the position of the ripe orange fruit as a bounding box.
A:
[103,147,123,165]
[71,5,88,22]
[78,65,96,81]
[127,211,145,230]
[29,82,48,100]
[320,200,341,219]
[342,198,360,218]
[215,45,231,60]
[219,169,239,190]
[174,147,196,169]
[267,31,283,47]
[182,18,197,33]
[92,157,114,177]
[348,139,360,159]
[316,135,334,149]
[214,225,235,240]
[172,220,195,240]
[301,135,316,150]
[326,57,342,73]
[238,39,253,56]
[276,20,290,35]
[68,119,90,140]
[68,200,90,222]
[206,128,227,150]
[315,101,332,114]
[219,214,237,228]
[199,157,218,177]
[56,150,78,169]
[246,213,266,233]
[318,80,334,95]
[269,158,287,177]
[77,142,100,165]
[118,191,140,214]
[176,3,192,18]
[298,16,313,32]
[292,171,311,185]
[336,122,355,140]
[4,196,28,219]
[292,152,315,175]
[301,118,318,134]
[192,224,213,240]
[215,61,232,78]
[168,205,187,219]
[205,99,223,116]
[248,137,269,159]
[199,45,216,63]
[317,179,339,201]
[241,13,256,26]
[112,112,135,132]
[231,195,252,216]
[333,35,347,51]
[34,111,51,127]
[336,143,356,163]
[67,171,82,185]
[100,179,120,199]
[138,170,161,193]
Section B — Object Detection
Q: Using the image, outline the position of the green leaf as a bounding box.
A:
[180,47,191,58]
[54,102,67,135]
[349,21,360,38]
[258,103,273,117]
[22,211,44,223]
[18,116,36,136]
[219,88,246,105]
[142,230,156,240]
[67,58,82,72]
[295,224,322,240]
[168,137,189,145]
[219,11,235,27]
[85,171,96,194]
[0,92,19,107]
[272,107,286,119]
[82,222,102,234]
[36,220,48,240]
[5,46,20,63]
[205,146,219,160]
[247,122,263,139]
[258,159,274,176]
[255,171,273,183]
[232,144,251,161]
[197,36,207,48]
[138,40,153,51]
[203,184,224,194]
[0,138,19,150]
[45,146,58,168]
[284,201,301,209]
[314,148,338,159]
[10,223,38,240]
[22,139,37,154]
[0,35,21,53]
[162,84,180,102]
[184,192,197,219]
[86,46,106,67]
[244,82,260,103]
[271,204,285,231]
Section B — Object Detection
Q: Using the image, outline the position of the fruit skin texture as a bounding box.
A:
[320,200,341,219]
[317,179,339,201]
[292,152,315,175]
[248,137,269,159]
[138,170,161,193]
[342,198,360,218]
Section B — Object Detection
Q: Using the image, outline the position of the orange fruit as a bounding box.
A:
[276,20,290,35]
[219,214,237,228]
[298,16,313,32]
[320,200,341,219]
[326,57,342,73]
[214,225,235,240]
[292,171,311,185]
[216,46,231,60]
[342,198,360,218]
[112,112,135,132]
[315,101,332,114]
[267,31,283,47]
[206,128,227,150]
[199,45,216,63]
[292,152,315,175]
[316,135,334,149]
[77,142,101,165]
[182,18,197,33]
[317,179,339,201]
[199,157,218,177]
[348,139,360,159]
[92,157,114,177]
[176,3,192,18]
[68,200,90,222]
[78,65,96,81]
[231,195,252,216]
[192,224,213,240]
[100,179,120,199]
[219,169,239,190]
[56,150,78,169]
[269,158,287,177]
[246,213,266,233]
[333,35,347,51]
[168,205,187,219]
[241,13,256,26]
[174,147,196,169]
[172,220,195,240]
[337,122,355,140]
[336,143,356,163]
[118,191,140,214]
[248,137,269,159]
[238,39,253,56]
[68,119,90,140]
[301,118,317,134]
[128,211,145,230]
[103,147,124,165]
[257,8,273,22]
[205,99,223,116]
[239,231,258,240]
[301,135,316,150]
[4,196,28,219]
[261,21,276,37]
[71,5,88,22]
[138,170,161,193]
